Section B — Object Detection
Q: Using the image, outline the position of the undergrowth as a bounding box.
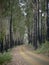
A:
[36,41,49,56]
[0,52,12,65]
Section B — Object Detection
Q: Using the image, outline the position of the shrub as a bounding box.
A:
[0,52,12,65]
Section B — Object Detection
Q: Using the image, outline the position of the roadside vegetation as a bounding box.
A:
[35,41,49,56]
[0,52,12,65]
[26,41,49,56]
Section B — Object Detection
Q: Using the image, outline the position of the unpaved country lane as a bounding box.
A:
[7,45,49,65]
[7,46,31,65]
[20,46,49,65]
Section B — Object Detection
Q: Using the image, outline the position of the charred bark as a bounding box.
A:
[47,0,49,41]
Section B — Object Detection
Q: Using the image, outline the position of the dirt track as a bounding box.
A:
[7,45,49,65]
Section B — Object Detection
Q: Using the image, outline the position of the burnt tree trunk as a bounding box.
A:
[47,0,49,41]
[33,12,38,49]
[10,10,13,48]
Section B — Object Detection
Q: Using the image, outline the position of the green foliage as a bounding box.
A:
[0,52,12,65]
[41,0,45,12]
[36,41,49,55]
[26,1,33,28]
[0,31,5,41]
[0,0,19,16]
[0,22,6,41]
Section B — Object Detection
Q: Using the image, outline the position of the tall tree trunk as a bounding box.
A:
[37,0,40,43]
[33,12,38,49]
[0,39,3,53]
[10,10,13,48]
[28,28,31,44]
[47,0,49,41]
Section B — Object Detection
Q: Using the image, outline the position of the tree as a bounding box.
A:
[47,0,49,41]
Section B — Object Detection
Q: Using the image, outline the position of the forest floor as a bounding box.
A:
[6,45,49,65]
